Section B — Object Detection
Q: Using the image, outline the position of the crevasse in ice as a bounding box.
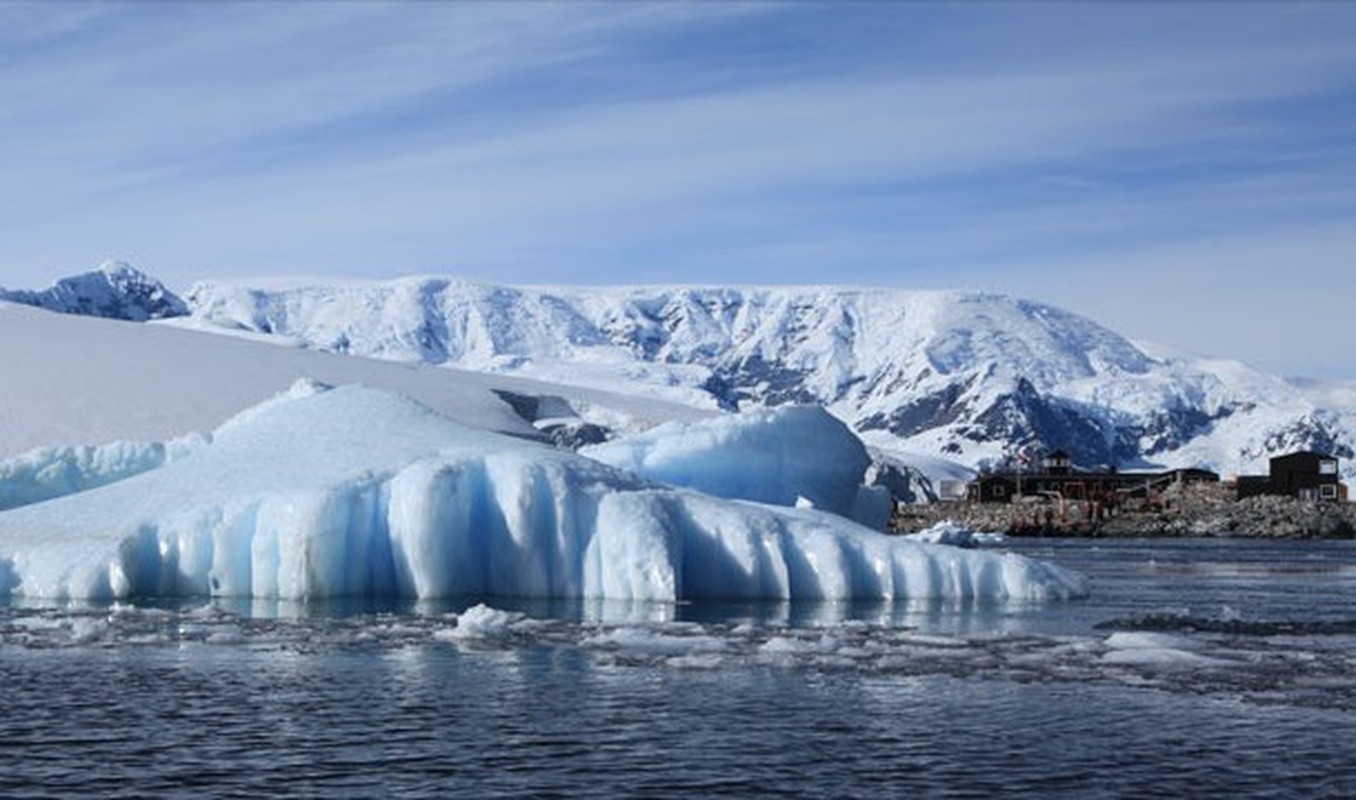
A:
[0,383,1085,603]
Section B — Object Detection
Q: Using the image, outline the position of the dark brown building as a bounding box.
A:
[968,451,1219,504]
[1236,451,1346,501]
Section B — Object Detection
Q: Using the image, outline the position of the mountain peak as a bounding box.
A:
[0,262,188,321]
[98,259,142,280]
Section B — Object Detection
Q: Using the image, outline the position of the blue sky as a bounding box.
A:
[3,2,1356,378]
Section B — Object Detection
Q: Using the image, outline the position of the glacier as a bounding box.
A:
[0,382,1084,604]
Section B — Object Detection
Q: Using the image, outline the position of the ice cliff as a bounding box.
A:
[0,383,1084,604]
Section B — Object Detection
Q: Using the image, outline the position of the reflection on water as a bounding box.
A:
[2,589,1068,631]
[4,538,1356,796]
[199,593,1060,629]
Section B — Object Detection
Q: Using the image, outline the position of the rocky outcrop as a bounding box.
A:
[893,483,1356,538]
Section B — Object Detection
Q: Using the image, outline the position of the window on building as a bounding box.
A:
[1320,459,1338,475]
[1321,484,1338,499]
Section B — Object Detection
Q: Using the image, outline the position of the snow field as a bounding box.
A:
[0,300,709,460]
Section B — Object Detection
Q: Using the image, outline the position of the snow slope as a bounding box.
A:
[0,300,708,459]
[0,383,1085,603]
[184,276,1356,480]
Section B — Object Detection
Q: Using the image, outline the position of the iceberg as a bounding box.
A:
[0,383,1085,604]
[581,406,870,516]
[0,436,204,511]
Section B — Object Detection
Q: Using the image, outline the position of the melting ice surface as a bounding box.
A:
[580,405,871,517]
[0,382,1084,604]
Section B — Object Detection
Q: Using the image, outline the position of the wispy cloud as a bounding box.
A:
[1,2,1355,375]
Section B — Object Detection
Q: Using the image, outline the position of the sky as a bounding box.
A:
[2,2,1355,379]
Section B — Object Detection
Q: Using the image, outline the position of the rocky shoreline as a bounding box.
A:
[891,483,1356,539]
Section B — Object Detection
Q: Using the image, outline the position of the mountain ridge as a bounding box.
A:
[179,274,1356,480]
[11,266,1353,482]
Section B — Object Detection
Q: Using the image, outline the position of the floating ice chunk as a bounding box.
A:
[583,626,728,657]
[1101,631,1227,668]
[761,635,829,655]
[1103,631,1206,651]
[903,520,1007,548]
[445,604,526,640]
[580,405,871,518]
[0,384,1085,604]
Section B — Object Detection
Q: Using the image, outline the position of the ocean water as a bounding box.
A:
[3,538,1356,797]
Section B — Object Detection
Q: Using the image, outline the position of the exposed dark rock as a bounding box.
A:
[709,354,819,408]
[543,422,610,449]
[892,482,1356,539]
[492,389,612,450]
[857,381,969,437]
[1,262,187,321]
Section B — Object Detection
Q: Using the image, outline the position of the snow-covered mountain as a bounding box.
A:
[0,261,187,321]
[177,275,1356,481]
